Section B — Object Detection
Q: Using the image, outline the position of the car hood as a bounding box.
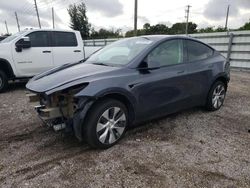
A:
[26,61,120,93]
[0,43,10,52]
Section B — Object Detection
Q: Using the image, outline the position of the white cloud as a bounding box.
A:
[0,0,249,35]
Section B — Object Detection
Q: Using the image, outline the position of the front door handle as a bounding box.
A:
[74,50,81,52]
[208,64,214,68]
[42,50,51,53]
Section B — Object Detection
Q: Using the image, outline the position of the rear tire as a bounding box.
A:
[83,99,128,149]
[0,70,8,93]
[206,81,226,111]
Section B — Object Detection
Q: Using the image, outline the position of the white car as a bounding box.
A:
[0,29,85,92]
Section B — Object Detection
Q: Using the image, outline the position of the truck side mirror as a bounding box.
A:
[15,37,31,52]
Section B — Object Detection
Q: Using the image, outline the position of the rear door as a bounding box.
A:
[13,31,53,76]
[184,39,215,105]
[52,31,83,66]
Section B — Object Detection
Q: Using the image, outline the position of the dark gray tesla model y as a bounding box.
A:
[26,35,230,149]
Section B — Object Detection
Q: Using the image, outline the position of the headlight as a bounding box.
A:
[40,93,51,106]
[61,83,89,95]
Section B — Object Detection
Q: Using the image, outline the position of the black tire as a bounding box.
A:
[0,70,8,93]
[206,81,226,111]
[83,99,129,149]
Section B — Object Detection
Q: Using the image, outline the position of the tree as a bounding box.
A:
[68,3,91,39]
[239,19,250,30]
[214,26,227,32]
[150,24,169,34]
[198,27,214,33]
[143,23,150,30]
[170,22,197,34]
[90,28,122,39]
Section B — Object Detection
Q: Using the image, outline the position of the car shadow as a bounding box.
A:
[7,81,27,92]
[52,106,205,149]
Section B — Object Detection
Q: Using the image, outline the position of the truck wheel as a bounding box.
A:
[206,81,226,111]
[0,70,8,93]
[83,99,128,149]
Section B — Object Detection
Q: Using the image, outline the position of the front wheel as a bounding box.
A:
[0,70,8,93]
[206,81,226,111]
[83,99,128,149]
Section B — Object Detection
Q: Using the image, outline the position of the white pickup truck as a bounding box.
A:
[0,29,96,92]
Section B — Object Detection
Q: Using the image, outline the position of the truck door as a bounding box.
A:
[12,31,54,77]
[51,31,83,66]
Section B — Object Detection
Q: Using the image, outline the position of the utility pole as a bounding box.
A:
[225,5,230,31]
[185,5,191,35]
[52,7,55,29]
[5,21,9,35]
[134,0,138,36]
[15,12,20,32]
[34,0,41,28]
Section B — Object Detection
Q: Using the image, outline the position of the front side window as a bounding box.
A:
[27,31,50,47]
[53,32,77,47]
[186,40,213,62]
[148,39,183,67]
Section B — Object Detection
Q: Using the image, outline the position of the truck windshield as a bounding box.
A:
[1,31,26,43]
[87,37,153,66]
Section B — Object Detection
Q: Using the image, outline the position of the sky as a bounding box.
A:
[0,0,250,35]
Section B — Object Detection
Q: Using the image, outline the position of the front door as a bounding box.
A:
[13,31,54,77]
[133,39,191,120]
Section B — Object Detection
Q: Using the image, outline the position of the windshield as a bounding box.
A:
[87,37,153,66]
[1,31,26,43]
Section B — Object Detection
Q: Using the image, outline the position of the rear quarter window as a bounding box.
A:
[186,40,214,62]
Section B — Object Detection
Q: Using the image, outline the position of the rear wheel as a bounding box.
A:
[0,70,8,93]
[83,99,128,149]
[206,81,226,111]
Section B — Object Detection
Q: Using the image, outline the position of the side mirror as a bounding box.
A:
[15,37,31,52]
[139,56,160,70]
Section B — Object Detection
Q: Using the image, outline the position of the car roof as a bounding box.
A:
[134,34,215,50]
[135,34,198,41]
[21,28,78,33]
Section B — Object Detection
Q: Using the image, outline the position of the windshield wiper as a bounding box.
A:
[92,62,110,66]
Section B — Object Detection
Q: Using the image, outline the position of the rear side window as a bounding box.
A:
[27,31,50,47]
[186,40,213,62]
[53,32,77,47]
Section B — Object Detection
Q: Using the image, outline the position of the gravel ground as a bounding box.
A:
[0,70,249,188]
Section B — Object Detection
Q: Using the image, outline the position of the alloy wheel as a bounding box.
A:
[212,84,225,109]
[96,107,126,144]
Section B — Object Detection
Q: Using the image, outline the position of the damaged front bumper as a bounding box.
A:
[27,92,94,141]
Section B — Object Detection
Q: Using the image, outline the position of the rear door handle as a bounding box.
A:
[74,50,81,52]
[42,50,51,53]
[177,70,185,74]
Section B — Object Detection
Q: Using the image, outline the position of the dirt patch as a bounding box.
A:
[0,71,249,188]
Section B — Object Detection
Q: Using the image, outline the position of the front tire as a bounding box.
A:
[83,99,128,149]
[0,70,8,93]
[206,81,226,111]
